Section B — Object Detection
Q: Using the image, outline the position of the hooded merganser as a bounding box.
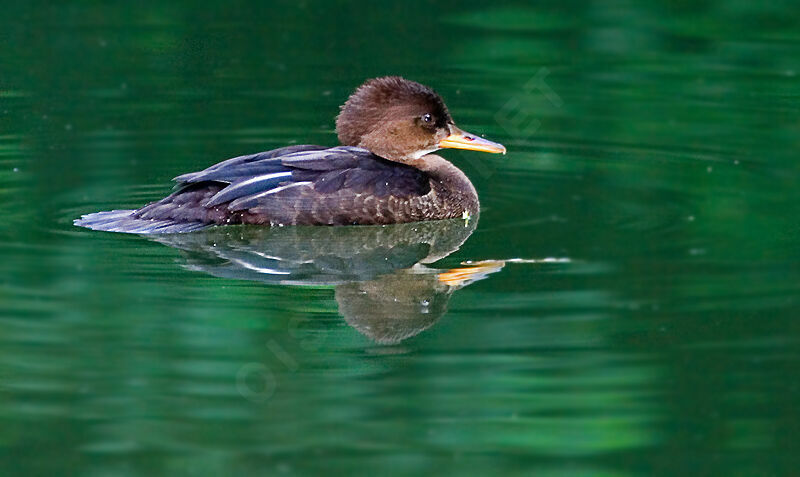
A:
[75,76,506,233]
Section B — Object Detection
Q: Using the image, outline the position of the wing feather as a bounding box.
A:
[204,172,293,207]
[174,145,326,183]
[167,145,430,213]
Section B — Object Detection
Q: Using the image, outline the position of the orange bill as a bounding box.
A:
[438,126,506,154]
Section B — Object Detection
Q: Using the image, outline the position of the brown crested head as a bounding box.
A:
[336,76,454,162]
[336,76,507,164]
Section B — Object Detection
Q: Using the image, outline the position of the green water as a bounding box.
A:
[2,1,799,475]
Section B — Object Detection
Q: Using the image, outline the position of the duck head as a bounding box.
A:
[336,76,506,164]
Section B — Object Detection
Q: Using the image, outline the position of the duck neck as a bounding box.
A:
[415,154,480,218]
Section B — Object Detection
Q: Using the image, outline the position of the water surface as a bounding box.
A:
[1,1,799,475]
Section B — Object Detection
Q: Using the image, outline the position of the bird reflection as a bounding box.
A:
[149,217,504,344]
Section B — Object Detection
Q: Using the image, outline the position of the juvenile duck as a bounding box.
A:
[75,76,505,233]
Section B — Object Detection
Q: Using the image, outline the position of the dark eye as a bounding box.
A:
[421,113,432,123]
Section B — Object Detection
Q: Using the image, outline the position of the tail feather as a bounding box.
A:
[74,210,210,234]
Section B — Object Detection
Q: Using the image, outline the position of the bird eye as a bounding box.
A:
[421,113,432,123]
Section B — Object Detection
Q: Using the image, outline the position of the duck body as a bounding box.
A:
[75,77,502,234]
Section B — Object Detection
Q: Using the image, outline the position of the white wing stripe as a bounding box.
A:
[227,181,312,210]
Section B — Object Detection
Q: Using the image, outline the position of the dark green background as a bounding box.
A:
[1,1,798,475]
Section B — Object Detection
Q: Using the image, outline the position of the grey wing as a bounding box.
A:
[127,145,433,228]
[179,146,431,213]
